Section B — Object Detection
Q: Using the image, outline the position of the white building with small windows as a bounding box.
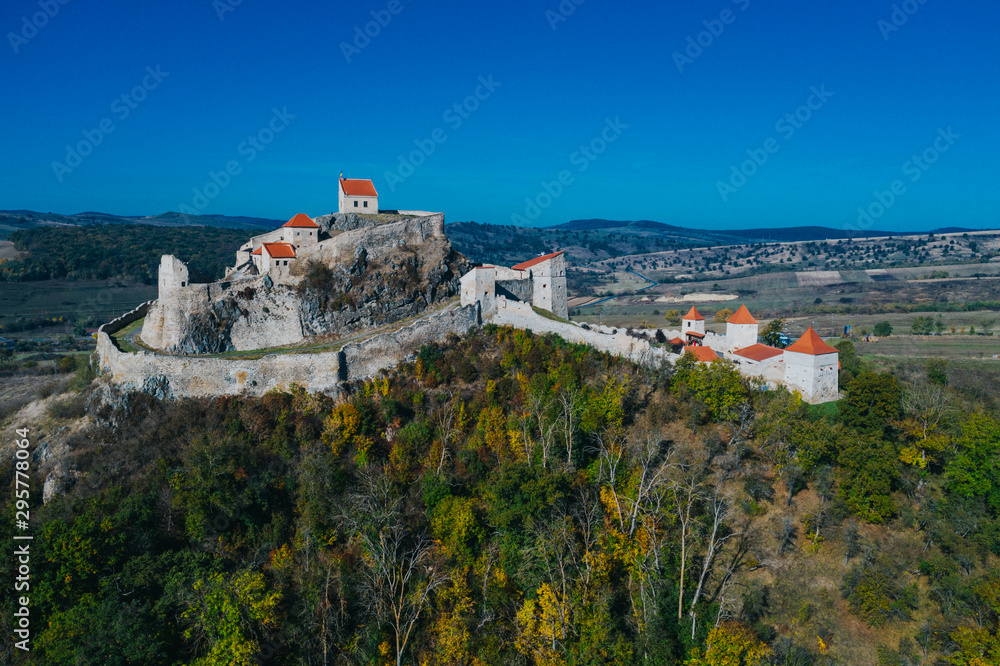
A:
[237,213,321,270]
[460,251,568,320]
[252,242,297,277]
[338,177,379,214]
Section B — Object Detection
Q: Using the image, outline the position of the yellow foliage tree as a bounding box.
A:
[181,570,282,666]
[685,621,772,666]
[947,627,1000,666]
[321,403,361,456]
[477,405,510,460]
[516,583,570,666]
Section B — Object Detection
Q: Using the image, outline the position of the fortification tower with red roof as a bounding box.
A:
[726,304,759,350]
[512,251,567,319]
[682,306,706,336]
[783,327,840,404]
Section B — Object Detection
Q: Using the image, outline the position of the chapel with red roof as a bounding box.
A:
[338,177,379,214]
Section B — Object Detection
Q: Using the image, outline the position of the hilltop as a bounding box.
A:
[0,209,283,238]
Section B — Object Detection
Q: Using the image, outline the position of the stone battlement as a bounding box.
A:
[98,304,479,399]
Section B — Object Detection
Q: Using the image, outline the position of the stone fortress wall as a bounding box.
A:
[99,302,480,399]
[488,298,676,367]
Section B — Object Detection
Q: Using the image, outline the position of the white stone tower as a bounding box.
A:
[726,304,759,350]
[682,306,706,336]
[783,327,839,404]
[512,252,568,319]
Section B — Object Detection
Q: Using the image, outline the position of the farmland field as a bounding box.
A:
[0,279,156,332]
[856,334,999,360]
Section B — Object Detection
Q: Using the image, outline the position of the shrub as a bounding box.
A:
[47,394,87,419]
[873,321,893,337]
[842,560,916,626]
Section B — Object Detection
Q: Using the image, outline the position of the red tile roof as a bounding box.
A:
[785,327,838,356]
[262,242,296,259]
[733,343,784,363]
[727,304,758,325]
[283,213,319,228]
[339,177,378,197]
[683,306,704,321]
[686,331,705,338]
[669,337,685,345]
[685,345,720,363]
[250,247,262,255]
[512,251,564,271]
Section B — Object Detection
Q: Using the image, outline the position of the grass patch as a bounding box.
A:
[111,317,145,353]
[531,305,573,325]
[806,400,840,420]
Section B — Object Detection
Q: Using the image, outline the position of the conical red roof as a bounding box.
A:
[683,306,704,321]
[283,213,319,228]
[727,304,758,325]
[785,327,838,356]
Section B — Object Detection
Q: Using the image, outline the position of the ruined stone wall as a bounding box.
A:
[98,305,479,399]
[496,279,533,303]
[488,299,674,367]
[141,273,264,351]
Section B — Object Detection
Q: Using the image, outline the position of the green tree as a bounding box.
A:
[946,415,1000,512]
[837,433,898,523]
[181,570,282,666]
[911,316,934,335]
[842,560,915,626]
[873,321,893,337]
[840,371,902,437]
[673,358,748,421]
[760,318,786,347]
[927,358,949,386]
[664,309,682,326]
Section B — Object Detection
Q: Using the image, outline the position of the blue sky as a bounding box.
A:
[2,0,997,231]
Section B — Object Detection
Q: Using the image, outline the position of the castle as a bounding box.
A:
[97,184,839,404]
[671,305,840,404]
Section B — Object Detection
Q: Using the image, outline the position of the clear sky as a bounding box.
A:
[2,0,997,231]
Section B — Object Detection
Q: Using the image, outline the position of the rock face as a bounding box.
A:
[297,238,467,340]
[313,211,396,234]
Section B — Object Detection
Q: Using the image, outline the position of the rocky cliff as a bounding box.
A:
[144,226,468,355]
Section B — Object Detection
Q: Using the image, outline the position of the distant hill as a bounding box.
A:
[555,219,983,243]
[0,209,281,238]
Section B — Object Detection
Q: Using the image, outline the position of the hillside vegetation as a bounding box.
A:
[3,327,999,664]
[1,226,249,283]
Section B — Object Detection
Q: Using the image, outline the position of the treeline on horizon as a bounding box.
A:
[3,325,999,664]
[0,226,248,283]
